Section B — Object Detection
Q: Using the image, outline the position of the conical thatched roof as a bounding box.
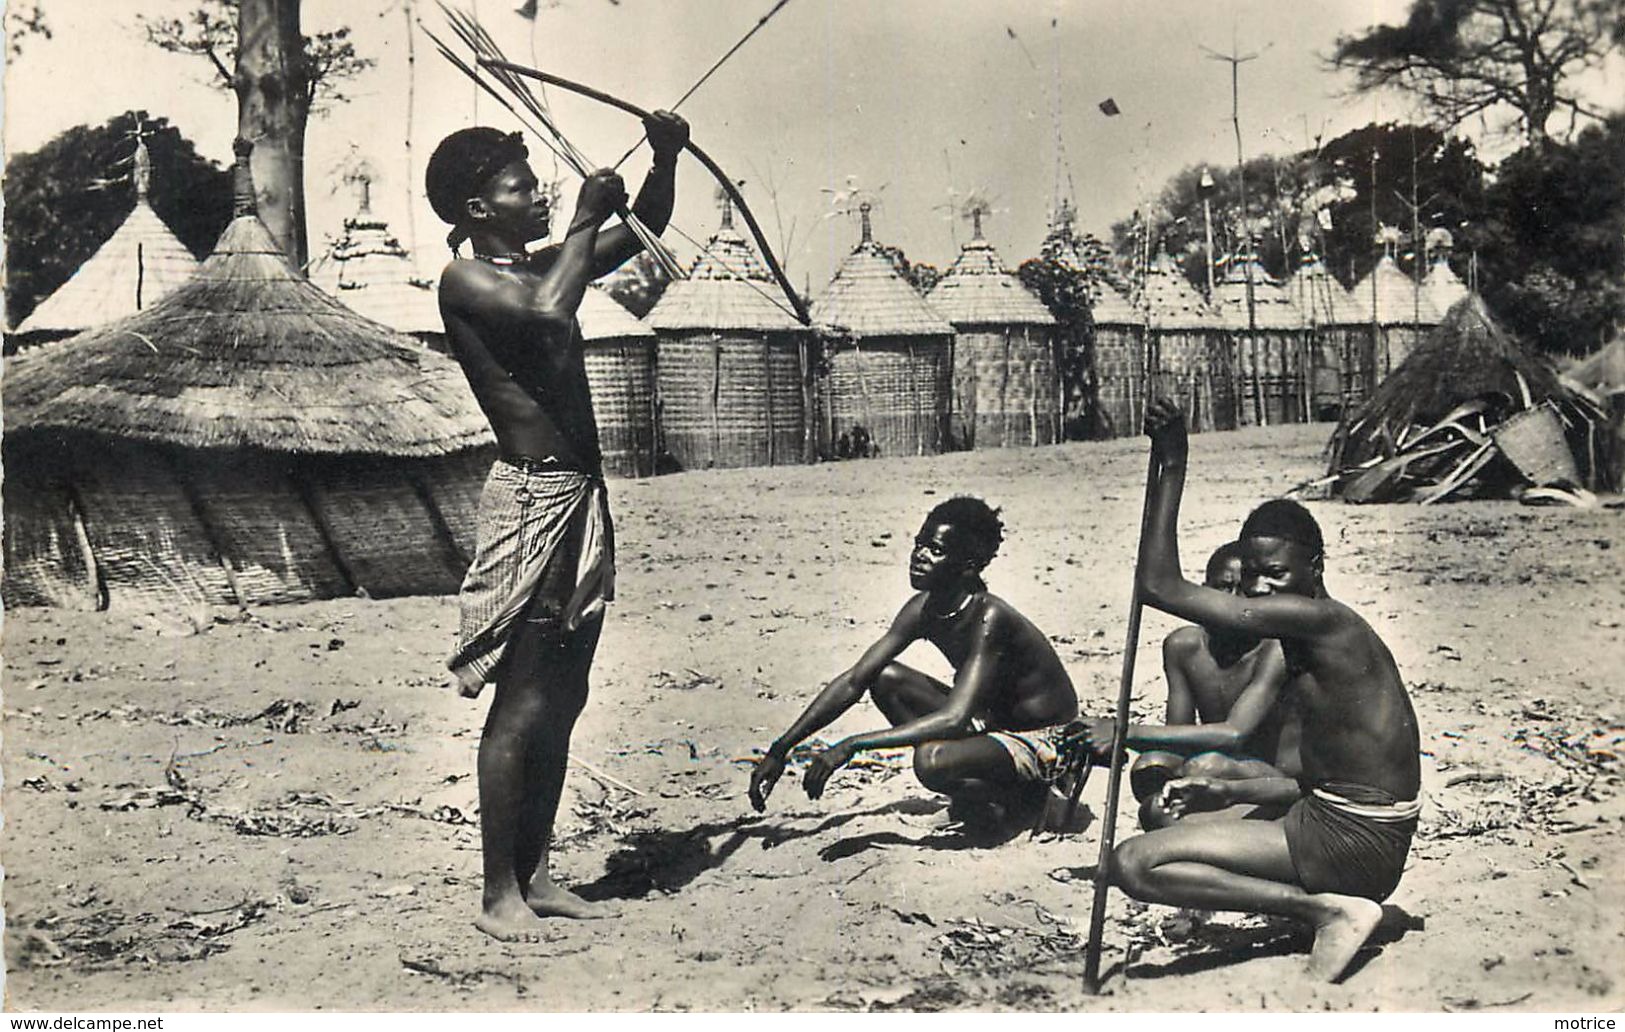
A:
[579,284,653,341]
[4,203,490,457]
[1351,255,1441,327]
[1341,293,1563,434]
[16,140,198,336]
[811,207,952,338]
[647,204,805,332]
[1138,250,1216,331]
[1286,257,1363,327]
[1211,256,1302,331]
[1089,279,1141,326]
[1569,334,1625,394]
[318,214,443,335]
[1422,257,1469,315]
[926,224,1054,327]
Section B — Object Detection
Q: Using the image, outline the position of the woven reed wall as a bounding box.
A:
[656,332,808,471]
[1,455,100,610]
[949,326,1060,449]
[1306,325,1376,418]
[299,457,465,598]
[1380,325,1428,378]
[183,451,351,605]
[68,439,239,611]
[584,338,657,477]
[821,335,952,457]
[1230,330,1311,427]
[414,447,495,564]
[1092,323,1144,438]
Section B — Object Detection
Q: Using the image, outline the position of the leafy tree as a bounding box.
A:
[1112,123,1486,292]
[1330,0,1619,144]
[601,250,673,319]
[1017,254,1097,440]
[5,111,233,329]
[1471,115,1625,355]
[875,243,941,295]
[138,0,374,269]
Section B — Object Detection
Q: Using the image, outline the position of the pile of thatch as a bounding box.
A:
[1322,294,1606,504]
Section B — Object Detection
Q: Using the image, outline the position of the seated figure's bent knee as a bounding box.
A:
[1110,838,1154,898]
[1131,751,1184,802]
[869,662,909,702]
[912,741,957,792]
[1182,752,1236,778]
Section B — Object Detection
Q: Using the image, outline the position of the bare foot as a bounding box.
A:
[474,897,551,942]
[1305,893,1383,982]
[526,880,619,920]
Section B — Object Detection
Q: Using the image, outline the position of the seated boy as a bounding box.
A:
[1109,398,1422,982]
[1081,542,1298,829]
[747,497,1079,829]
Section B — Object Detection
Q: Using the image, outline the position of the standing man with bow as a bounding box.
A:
[426,111,688,942]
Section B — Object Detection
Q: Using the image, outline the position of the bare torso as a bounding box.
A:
[1169,627,1286,763]
[1282,601,1420,799]
[918,591,1078,731]
[439,260,603,471]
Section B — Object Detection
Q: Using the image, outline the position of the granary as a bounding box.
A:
[1285,255,1376,419]
[2,141,492,614]
[12,135,198,346]
[317,182,444,347]
[1137,249,1230,434]
[646,198,812,470]
[811,203,955,458]
[578,285,659,477]
[1326,293,1605,503]
[926,209,1059,449]
[1351,252,1441,375]
[1210,252,1310,427]
[1086,276,1145,439]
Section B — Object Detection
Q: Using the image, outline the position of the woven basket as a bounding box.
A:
[1493,403,1578,485]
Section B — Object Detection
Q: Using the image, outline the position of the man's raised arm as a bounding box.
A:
[591,111,688,277]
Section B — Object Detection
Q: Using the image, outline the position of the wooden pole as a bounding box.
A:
[1083,446,1160,993]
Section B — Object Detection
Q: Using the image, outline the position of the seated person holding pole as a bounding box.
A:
[1108,397,1422,983]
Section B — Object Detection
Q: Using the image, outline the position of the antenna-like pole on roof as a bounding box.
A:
[233,138,257,217]
[1203,34,1269,427]
[970,205,984,241]
[859,201,873,245]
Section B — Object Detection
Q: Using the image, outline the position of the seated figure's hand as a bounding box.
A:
[748,749,786,813]
[1143,396,1188,466]
[1159,775,1229,819]
[801,742,853,800]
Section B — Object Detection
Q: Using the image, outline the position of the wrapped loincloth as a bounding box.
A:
[447,461,614,687]
[1284,779,1420,902]
[982,723,1073,784]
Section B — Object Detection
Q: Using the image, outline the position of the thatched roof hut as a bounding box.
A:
[1131,251,1232,434]
[646,201,812,470]
[1286,256,1377,419]
[13,138,198,342]
[317,207,444,341]
[578,286,659,477]
[1351,254,1441,374]
[1569,335,1625,396]
[811,204,955,457]
[1328,293,1574,479]
[1423,257,1469,316]
[3,141,492,613]
[1211,255,1310,426]
[927,213,1059,449]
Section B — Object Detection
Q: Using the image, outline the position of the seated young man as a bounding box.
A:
[1109,398,1422,982]
[1081,541,1298,830]
[747,497,1079,829]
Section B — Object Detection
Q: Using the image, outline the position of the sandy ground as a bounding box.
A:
[3,423,1622,1012]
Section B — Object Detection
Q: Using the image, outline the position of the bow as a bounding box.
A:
[482,59,812,328]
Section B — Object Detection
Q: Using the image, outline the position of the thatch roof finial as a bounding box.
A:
[859,201,873,245]
[970,206,984,241]
[133,136,153,202]
[233,137,257,218]
[719,192,735,231]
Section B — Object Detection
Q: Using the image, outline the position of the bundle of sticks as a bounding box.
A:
[425,3,686,281]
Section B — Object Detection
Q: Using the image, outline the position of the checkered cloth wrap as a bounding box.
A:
[447,462,614,686]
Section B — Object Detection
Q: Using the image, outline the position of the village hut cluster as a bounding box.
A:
[6,128,1618,614]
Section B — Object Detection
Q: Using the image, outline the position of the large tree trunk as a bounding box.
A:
[235,0,310,270]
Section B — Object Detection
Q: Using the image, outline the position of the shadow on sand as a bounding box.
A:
[576,796,953,901]
[1122,904,1423,983]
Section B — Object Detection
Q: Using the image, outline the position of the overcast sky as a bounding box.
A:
[5,1,1620,292]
